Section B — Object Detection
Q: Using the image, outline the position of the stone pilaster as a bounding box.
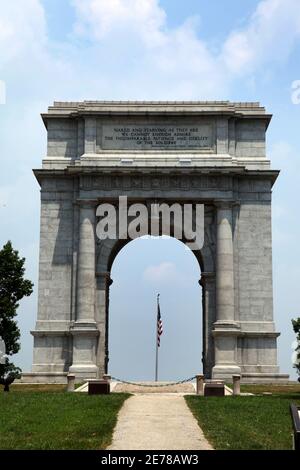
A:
[212,201,241,379]
[84,117,97,154]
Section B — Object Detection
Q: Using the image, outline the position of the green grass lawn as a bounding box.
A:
[0,390,129,450]
[240,383,300,395]
[225,382,300,395]
[186,393,300,450]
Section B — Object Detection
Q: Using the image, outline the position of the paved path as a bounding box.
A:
[113,381,195,394]
[107,394,213,450]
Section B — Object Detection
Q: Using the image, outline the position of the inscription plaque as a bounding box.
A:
[101,124,213,150]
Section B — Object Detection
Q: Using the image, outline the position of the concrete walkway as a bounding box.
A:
[107,394,213,450]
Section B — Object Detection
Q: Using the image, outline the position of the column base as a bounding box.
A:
[240,372,290,384]
[212,324,241,380]
[212,364,241,381]
[20,372,68,384]
[70,323,100,380]
[68,364,99,380]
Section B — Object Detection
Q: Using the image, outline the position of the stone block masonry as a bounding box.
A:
[23,101,289,384]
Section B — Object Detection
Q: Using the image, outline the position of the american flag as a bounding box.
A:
[157,297,163,347]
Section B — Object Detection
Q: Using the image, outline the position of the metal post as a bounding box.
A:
[155,294,159,382]
[155,343,158,382]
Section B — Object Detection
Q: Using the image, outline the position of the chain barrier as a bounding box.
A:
[110,375,196,388]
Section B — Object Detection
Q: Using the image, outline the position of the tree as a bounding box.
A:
[292,318,300,382]
[0,241,33,391]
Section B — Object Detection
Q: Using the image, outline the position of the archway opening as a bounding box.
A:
[108,236,202,381]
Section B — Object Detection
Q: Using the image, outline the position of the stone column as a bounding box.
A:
[77,203,96,323]
[212,201,241,379]
[69,201,99,379]
[95,271,113,377]
[199,272,216,378]
[216,202,234,323]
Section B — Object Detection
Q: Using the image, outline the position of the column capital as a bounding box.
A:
[212,320,240,335]
[214,199,238,210]
[96,271,113,288]
[75,199,98,208]
[199,271,215,286]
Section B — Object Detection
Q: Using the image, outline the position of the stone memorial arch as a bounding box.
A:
[25,101,288,383]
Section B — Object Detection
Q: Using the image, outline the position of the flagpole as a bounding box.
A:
[155,293,159,382]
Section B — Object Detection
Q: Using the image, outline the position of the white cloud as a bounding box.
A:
[71,0,166,46]
[70,0,225,98]
[222,0,300,75]
[66,0,300,98]
[1,0,300,99]
[1,0,300,103]
[143,262,183,283]
[0,0,47,67]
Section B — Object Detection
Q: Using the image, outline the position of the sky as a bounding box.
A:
[0,0,300,380]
